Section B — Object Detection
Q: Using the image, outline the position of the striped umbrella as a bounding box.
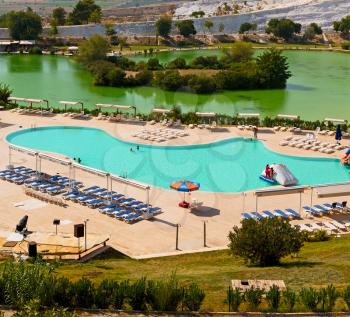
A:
[170,180,200,206]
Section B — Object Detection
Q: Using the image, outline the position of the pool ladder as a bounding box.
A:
[30,124,37,129]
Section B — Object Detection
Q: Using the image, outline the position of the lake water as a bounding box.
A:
[0,50,349,120]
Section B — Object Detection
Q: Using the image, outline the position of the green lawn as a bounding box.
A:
[55,235,350,311]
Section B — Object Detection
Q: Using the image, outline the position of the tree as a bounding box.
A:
[309,22,322,35]
[333,15,350,34]
[218,22,225,34]
[191,11,205,18]
[256,48,291,89]
[78,34,110,66]
[204,20,213,34]
[304,26,316,41]
[89,8,102,23]
[68,0,101,25]
[147,58,163,70]
[176,20,196,37]
[228,217,303,266]
[52,7,66,26]
[6,10,42,40]
[239,22,257,34]
[266,18,301,41]
[0,83,12,105]
[221,42,254,64]
[155,16,172,37]
[104,23,116,37]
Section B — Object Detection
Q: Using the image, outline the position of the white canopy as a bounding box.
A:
[152,108,171,114]
[96,104,136,115]
[316,183,350,198]
[324,118,347,125]
[238,113,260,118]
[277,114,300,120]
[196,112,216,117]
[68,46,79,51]
[59,101,84,111]
[9,97,49,108]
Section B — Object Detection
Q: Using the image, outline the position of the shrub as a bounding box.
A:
[95,279,117,309]
[183,283,205,311]
[187,75,217,94]
[283,288,297,311]
[147,58,163,70]
[341,41,350,50]
[127,278,147,310]
[226,286,241,312]
[153,70,184,91]
[0,276,4,304]
[306,229,330,242]
[244,287,264,310]
[114,280,129,309]
[343,286,350,310]
[28,47,42,55]
[146,274,183,311]
[70,277,95,308]
[266,285,281,311]
[319,284,339,312]
[190,56,222,69]
[299,287,320,311]
[228,217,304,266]
[166,57,187,69]
[52,277,72,307]
[0,83,12,105]
[12,300,75,317]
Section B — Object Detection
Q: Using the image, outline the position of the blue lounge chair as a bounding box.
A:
[118,198,136,206]
[111,194,124,201]
[274,209,289,218]
[86,199,105,208]
[262,210,275,218]
[148,207,162,214]
[241,212,254,220]
[124,200,143,208]
[124,213,143,223]
[251,211,264,220]
[106,207,125,216]
[285,208,302,218]
[134,204,150,211]
[303,206,321,216]
[83,186,99,193]
[98,203,117,213]
[313,204,331,213]
[115,210,132,219]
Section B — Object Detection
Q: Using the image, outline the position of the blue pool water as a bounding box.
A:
[6,126,350,192]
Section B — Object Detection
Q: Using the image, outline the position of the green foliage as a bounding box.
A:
[343,286,350,310]
[191,11,205,18]
[156,16,172,37]
[95,279,117,309]
[190,56,221,69]
[256,48,291,89]
[52,7,66,26]
[239,22,257,34]
[221,42,254,64]
[0,83,12,105]
[228,217,304,266]
[244,287,264,310]
[299,287,320,311]
[183,283,205,311]
[70,277,95,308]
[146,273,183,311]
[283,288,297,311]
[5,10,42,40]
[218,22,225,33]
[187,74,217,93]
[77,34,110,66]
[305,229,330,242]
[341,41,350,50]
[333,15,350,33]
[204,20,214,32]
[226,287,241,312]
[104,23,116,36]
[68,0,101,25]
[266,285,281,311]
[266,18,301,40]
[114,280,129,309]
[309,23,323,35]
[128,277,147,310]
[153,70,183,91]
[28,47,42,55]
[176,20,196,37]
[320,284,339,312]
[12,300,75,317]
[166,57,187,69]
[147,58,163,70]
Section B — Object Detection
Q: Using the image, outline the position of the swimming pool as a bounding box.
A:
[6,126,350,192]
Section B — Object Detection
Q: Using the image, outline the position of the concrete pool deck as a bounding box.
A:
[0,111,349,259]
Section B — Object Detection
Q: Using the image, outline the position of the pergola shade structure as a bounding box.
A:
[9,97,49,110]
[195,112,217,123]
[59,101,84,112]
[152,108,172,114]
[324,118,348,125]
[238,113,260,118]
[276,114,300,120]
[96,104,136,116]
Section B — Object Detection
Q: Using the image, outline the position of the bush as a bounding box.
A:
[305,229,330,242]
[146,274,183,311]
[283,288,297,311]
[319,284,339,312]
[70,277,95,308]
[0,83,12,105]
[299,287,320,311]
[341,41,350,50]
[12,300,75,317]
[228,217,304,266]
[244,287,264,310]
[187,75,217,94]
[266,285,281,311]
[28,47,42,55]
[183,283,205,311]
[127,278,147,310]
[95,279,117,309]
[190,56,222,69]
[166,57,187,69]
[343,286,350,310]
[153,70,184,91]
[226,287,241,312]
[147,58,163,70]
[114,280,129,309]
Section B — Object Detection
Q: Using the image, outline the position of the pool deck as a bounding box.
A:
[0,111,349,259]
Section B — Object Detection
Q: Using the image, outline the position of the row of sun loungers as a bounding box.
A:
[132,128,188,142]
[303,201,350,217]
[273,126,302,133]
[294,220,348,234]
[24,188,67,207]
[279,136,345,153]
[62,112,91,120]
[10,108,54,116]
[241,208,302,221]
[0,167,36,185]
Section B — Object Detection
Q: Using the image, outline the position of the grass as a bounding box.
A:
[54,235,350,311]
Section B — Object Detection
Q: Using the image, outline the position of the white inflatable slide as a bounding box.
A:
[271,163,298,186]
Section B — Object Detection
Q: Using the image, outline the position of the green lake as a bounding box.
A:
[0,50,349,120]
